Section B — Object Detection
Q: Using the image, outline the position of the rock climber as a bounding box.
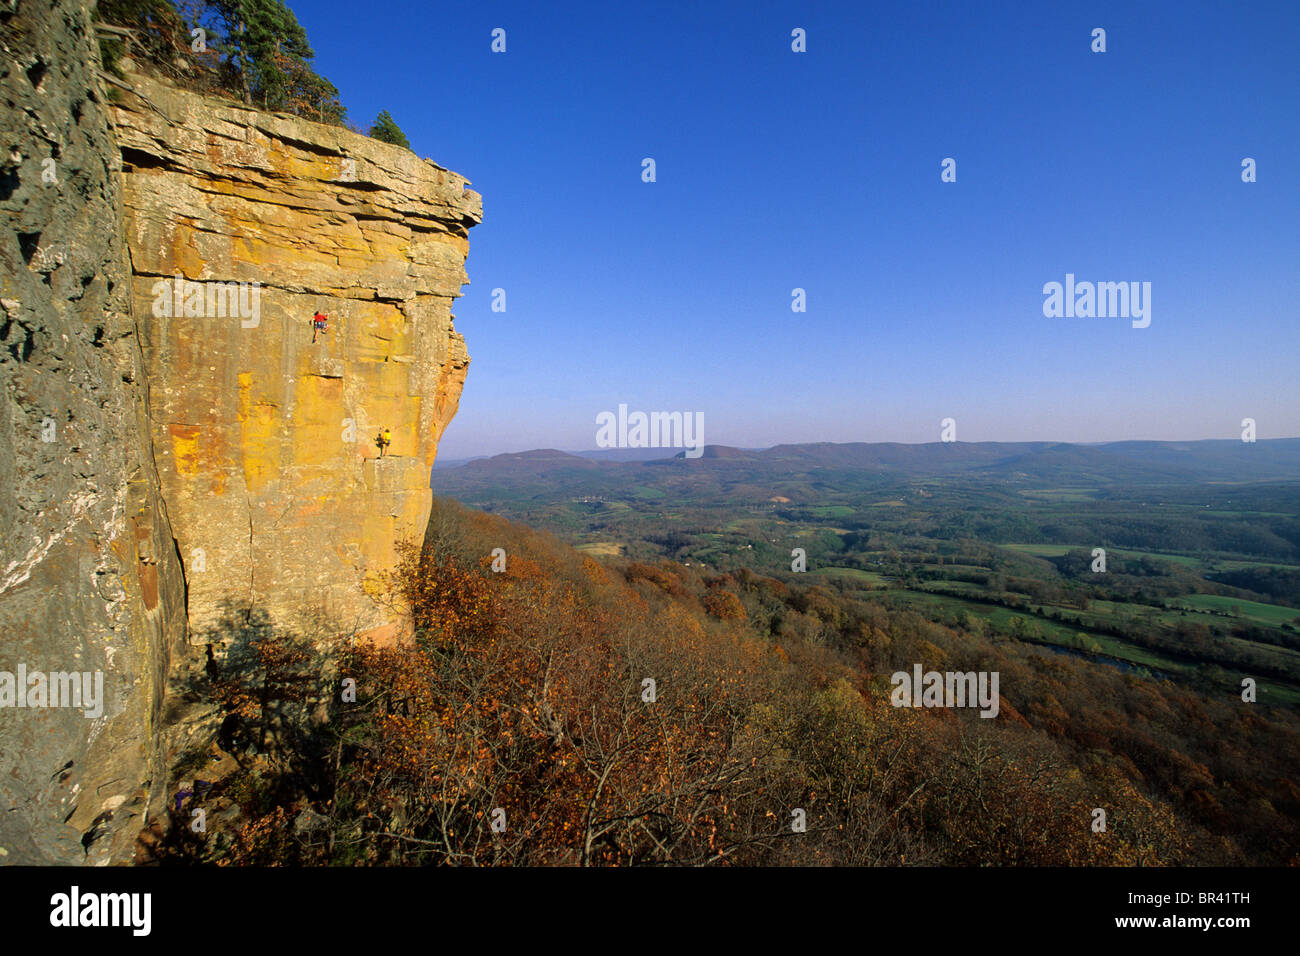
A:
[312,310,329,343]
[378,427,392,458]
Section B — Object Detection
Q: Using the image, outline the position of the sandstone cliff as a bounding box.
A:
[111,71,481,646]
[0,0,479,864]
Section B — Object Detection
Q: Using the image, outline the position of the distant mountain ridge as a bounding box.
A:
[432,438,1300,490]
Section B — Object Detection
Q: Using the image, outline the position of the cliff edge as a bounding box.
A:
[111,70,481,646]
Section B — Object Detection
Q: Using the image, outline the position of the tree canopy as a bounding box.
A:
[368,111,411,149]
[98,0,347,124]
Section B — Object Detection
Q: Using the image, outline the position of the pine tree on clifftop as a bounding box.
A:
[209,0,307,105]
[97,0,346,122]
[205,0,345,121]
[369,111,411,149]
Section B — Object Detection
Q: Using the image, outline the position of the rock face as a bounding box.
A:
[1,0,186,865]
[0,1,479,864]
[110,72,480,646]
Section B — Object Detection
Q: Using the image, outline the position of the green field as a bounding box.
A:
[1001,543,1206,569]
[1001,543,1078,557]
[888,589,1179,668]
[810,505,855,518]
[818,567,890,586]
[1212,558,1300,571]
[1168,594,1300,627]
[889,588,1300,704]
[1016,489,1101,502]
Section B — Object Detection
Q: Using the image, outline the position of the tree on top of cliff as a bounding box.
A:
[97,0,346,123]
[368,111,411,150]
[205,0,344,121]
[97,0,205,79]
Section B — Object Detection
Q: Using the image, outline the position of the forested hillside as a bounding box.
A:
[150,499,1300,866]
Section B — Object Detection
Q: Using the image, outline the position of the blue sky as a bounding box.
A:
[291,0,1299,458]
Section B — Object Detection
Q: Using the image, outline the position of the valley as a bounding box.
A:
[434,439,1300,705]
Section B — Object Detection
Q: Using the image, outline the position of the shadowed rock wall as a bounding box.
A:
[1,0,185,865]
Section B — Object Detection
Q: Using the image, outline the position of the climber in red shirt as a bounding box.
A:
[312,311,329,343]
